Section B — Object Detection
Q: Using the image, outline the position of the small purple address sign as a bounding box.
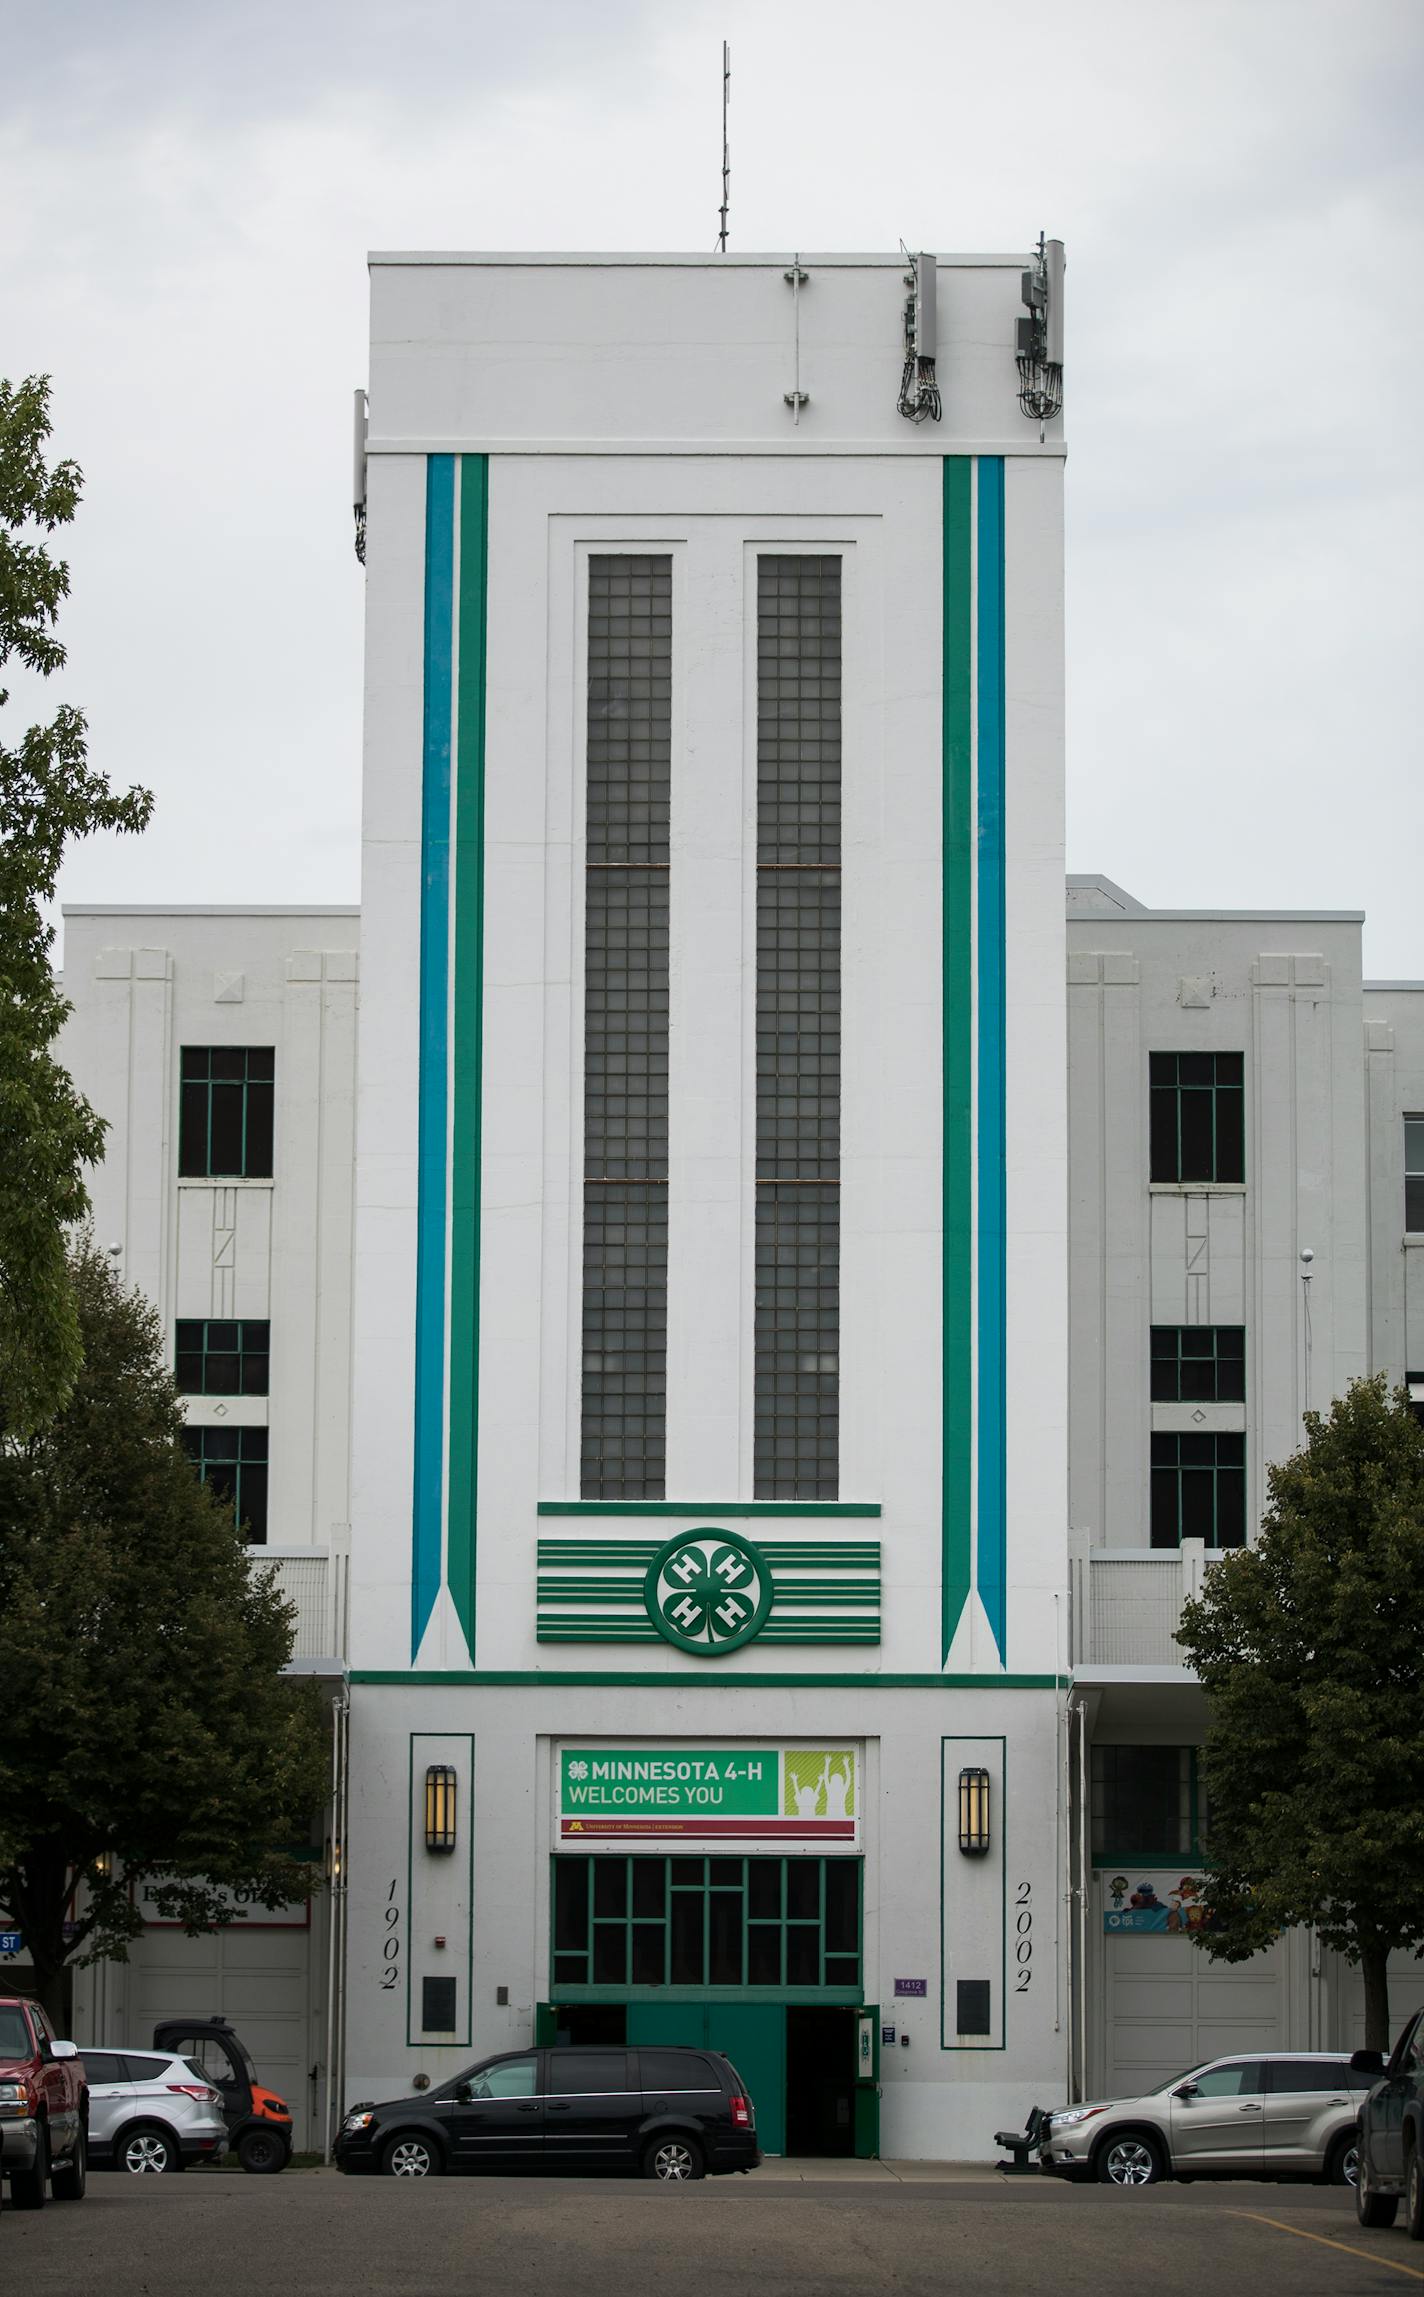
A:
[893,1977,928,1997]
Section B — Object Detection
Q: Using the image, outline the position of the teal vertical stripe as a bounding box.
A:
[446,456,488,1660]
[942,460,973,1661]
[412,455,455,1661]
[976,457,1007,1663]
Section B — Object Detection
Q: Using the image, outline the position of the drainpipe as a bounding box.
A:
[323,1689,350,2162]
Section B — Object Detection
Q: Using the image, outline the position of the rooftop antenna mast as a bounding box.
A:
[717,42,730,252]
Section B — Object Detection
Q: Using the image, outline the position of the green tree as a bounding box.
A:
[1177,1375,1424,2049]
[0,1242,330,2024]
[0,375,152,1435]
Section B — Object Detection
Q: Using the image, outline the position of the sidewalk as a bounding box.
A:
[748,2157,1026,2183]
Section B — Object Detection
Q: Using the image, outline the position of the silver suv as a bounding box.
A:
[80,2048,228,2173]
[1039,2051,1377,2186]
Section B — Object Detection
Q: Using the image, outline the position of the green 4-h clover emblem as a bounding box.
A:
[645,1528,774,1656]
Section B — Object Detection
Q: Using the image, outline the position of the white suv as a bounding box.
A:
[80,2048,228,2173]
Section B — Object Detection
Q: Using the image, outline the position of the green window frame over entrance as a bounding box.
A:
[178,1047,275,1178]
[181,1424,269,1545]
[1150,1430,1246,1548]
[552,1854,861,1994]
[1150,1325,1245,1403]
[175,1319,270,1397]
[1149,1051,1244,1184]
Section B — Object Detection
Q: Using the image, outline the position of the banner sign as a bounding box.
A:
[558,1745,858,1844]
[1103,1876,1216,1935]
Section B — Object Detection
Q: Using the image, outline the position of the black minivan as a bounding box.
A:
[334,2044,760,2182]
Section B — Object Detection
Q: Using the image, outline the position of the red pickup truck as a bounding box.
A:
[0,1994,88,2207]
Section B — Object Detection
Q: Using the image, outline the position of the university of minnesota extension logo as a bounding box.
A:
[644,1528,774,1655]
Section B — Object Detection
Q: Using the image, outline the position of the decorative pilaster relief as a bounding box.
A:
[212,1186,237,1317]
[1253,953,1328,993]
[1065,951,1139,987]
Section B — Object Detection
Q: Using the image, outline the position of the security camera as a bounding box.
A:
[1299,1247,1315,1266]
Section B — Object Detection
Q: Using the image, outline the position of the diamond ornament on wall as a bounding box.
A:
[644,1528,775,1656]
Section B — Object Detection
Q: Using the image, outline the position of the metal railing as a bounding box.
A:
[1069,1537,1210,1669]
[255,1547,349,1667]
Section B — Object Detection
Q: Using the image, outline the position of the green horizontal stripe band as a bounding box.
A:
[351,1670,1072,1688]
[535,1545,882,1568]
[536,1501,882,1518]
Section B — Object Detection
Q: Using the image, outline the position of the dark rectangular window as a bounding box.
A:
[1090,1745,1194,1856]
[1150,1326,1245,1403]
[175,1320,270,1397]
[181,1425,269,1544]
[1149,1052,1243,1184]
[755,555,841,1499]
[550,1854,860,1991]
[1406,1118,1424,1232]
[1151,1431,1246,1548]
[421,1977,457,2032]
[581,556,671,1499]
[956,1980,992,2036]
[179,1048,275,1178]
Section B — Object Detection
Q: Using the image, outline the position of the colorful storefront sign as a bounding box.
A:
[558,1745,859,1844]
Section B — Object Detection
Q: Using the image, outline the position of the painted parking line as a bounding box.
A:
[1231,2211,1424,2280]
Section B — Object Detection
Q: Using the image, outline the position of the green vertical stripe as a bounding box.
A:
[942,458,973,1660]
[446,455,489,1658]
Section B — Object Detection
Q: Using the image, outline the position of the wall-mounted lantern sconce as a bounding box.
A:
[93,1850,114,1883]
[424,1765,457,1854]
[957,1767,991,1857]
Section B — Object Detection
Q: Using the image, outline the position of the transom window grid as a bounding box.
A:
[1149,1052,1244,1185]
[182,1425,269,1545]
[551,1853,861,1992]
[581,556,672,1500]
[1090,1744,1199,1859]
[1150,1431,1246,1549]
[1150,1326,1245,1404]
[178,1048,274,1178]
[755,556,841,1501]
[175,1319,270,1397]
[1406,1117,1424,1232]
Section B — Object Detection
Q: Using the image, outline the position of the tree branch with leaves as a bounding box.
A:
[0,375,152,1435]
[1178,1375,1424,2049]
[0,1244,330,2023]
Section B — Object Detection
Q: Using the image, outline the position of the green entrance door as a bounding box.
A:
[626,2001,787,2156]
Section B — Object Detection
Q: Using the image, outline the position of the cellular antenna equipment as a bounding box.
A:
[717,42,730,252]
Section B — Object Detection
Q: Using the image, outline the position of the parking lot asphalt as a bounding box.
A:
[6,2169,1421,2297]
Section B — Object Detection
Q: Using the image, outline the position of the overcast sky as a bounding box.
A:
[5,0,1421,974]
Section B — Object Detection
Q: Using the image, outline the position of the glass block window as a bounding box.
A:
[175,1320,270,1397]
[1150,1326,1245,1404]
[1150,1431,1246,1548]
[181,1425,269,1545]
[551,1854,861,1992]
[1149,1052,1244,1184]
[581,556,671,1499]
[179,1048,275,1178]
[755,556,841,1500]
[1406,1117,1424,1232]
[1090,1746,1196,1857]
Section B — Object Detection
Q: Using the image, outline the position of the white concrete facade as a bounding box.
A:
[1066,877,1424,2097]
[345,252,1070,2159]
[48,906,359,2148]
